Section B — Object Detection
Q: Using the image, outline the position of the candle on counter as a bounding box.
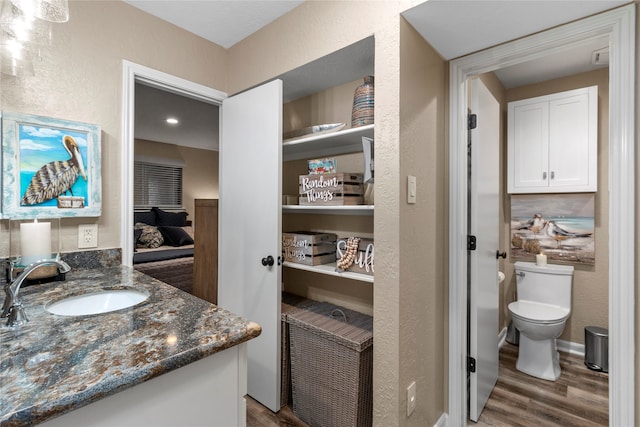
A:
[20,219,51,266]
[536,252,547,266]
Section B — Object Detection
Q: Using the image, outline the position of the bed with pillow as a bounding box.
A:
[133,207,195,294]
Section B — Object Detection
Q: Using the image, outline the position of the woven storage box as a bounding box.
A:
[281,292,317,408]
[288,302,373,427]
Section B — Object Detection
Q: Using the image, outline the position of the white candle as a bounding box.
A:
[20,219,51,266]
[536,252,547,266]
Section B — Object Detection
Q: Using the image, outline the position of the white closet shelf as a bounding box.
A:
[282,261,374,283]
[282,124,374,161]
[282,205,374,215]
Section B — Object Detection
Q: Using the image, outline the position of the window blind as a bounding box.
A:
[134,161,183,210]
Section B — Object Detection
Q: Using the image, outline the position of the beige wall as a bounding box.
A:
[505,69,609,344]
[398,19,447,425]
[0,0,227,254]
[134,140,219,220]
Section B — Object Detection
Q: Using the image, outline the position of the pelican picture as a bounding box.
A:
[21,135,87,206]
[19,128,88,208]
[510,194,595,265]
[2,112,102,218]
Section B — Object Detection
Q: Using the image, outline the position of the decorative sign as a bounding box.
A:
[282,234,310,262]
[337,237,374,275]
[300,174,340,203]
[298,173,364,206]
[282,232,337,266]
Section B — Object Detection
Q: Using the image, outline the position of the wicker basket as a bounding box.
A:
[281,292,317,408]
[288,302,373,427]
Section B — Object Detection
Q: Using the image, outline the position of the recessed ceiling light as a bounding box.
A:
[166,117,179,125]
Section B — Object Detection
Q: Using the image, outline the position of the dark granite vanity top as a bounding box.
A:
[0,266,261,426]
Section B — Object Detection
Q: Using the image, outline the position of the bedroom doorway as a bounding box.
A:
[121,61,227,301]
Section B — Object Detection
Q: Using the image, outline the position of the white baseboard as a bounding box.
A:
[498,328,585,357]
[433,412,448,427]
[557,338,585,357]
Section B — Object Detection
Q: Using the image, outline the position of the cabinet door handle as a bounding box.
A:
[261,255,275,267]
[542,171,547,180]
[550,171,555,179]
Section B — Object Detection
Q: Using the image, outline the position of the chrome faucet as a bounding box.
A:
[1,258,71,327]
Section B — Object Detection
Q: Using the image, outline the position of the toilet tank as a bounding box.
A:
[515,261,574,310]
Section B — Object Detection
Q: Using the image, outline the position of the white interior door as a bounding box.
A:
[469,78,500,422]
[219,80,283,411]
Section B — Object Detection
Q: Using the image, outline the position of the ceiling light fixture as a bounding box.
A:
[11,0,69,23]
[166,117,179,125]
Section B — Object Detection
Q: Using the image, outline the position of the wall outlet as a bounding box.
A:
[78,224,98,248]
[407,380,417,416]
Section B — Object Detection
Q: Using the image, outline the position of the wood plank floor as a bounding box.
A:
[246,342,608,427]
[472,342,609,427]
[246,397,308,427]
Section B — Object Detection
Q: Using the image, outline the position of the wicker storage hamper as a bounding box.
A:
[281,292,317,408]
[288,302,373,427]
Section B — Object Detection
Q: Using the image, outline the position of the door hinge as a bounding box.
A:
[467,235,477,251]
[468,113,477,130]
[468,356,476,373]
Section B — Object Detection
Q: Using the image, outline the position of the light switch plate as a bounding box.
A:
[407,175,417,204]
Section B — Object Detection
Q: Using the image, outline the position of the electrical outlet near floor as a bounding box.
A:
[407,380,417,416]
[78,224,98,248]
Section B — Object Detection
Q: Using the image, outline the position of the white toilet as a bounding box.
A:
[507,261,574,381]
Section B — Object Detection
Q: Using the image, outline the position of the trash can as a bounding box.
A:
[585,326,608,373]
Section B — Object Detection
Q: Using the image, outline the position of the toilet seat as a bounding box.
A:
[508,300,569,324]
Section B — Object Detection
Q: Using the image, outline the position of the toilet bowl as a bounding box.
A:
[507,262,573,381]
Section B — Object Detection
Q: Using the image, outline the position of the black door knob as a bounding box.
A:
[496,250,507,259]
[261,255,275,267]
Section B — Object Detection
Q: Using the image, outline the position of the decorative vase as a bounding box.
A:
[351,76,374,128]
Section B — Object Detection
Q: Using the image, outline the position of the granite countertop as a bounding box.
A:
[0,265,261,426]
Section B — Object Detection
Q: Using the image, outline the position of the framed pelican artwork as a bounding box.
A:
[510,193,595,265]
[1,112,101,219]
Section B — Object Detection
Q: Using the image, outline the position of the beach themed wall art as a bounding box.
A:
[511,193,595,265]
[2,112,101,219]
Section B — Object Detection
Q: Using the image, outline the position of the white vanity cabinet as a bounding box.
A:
[507,85,598,193]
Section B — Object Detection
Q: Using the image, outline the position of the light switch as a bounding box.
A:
[407,175,416,204]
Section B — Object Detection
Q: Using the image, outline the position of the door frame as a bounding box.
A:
[120,61,227,266]
[448,5,635,426]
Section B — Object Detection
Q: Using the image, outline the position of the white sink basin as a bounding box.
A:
[46,289,149,316]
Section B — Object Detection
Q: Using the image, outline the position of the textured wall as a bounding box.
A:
[398,19,447,425]
[0,1,227,255]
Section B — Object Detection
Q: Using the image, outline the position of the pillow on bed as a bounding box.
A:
[134,210,156,226]
[158,226,194,247]
[135,222,164,248]
[133,228,143,252]
[153,207,188,227]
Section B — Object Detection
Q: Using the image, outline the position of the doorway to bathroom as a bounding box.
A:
[450,5,636,426]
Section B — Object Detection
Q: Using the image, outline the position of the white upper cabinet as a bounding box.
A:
[507,85,598,193]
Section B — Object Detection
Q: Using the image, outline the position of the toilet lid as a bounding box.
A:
[508,300,570,324]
